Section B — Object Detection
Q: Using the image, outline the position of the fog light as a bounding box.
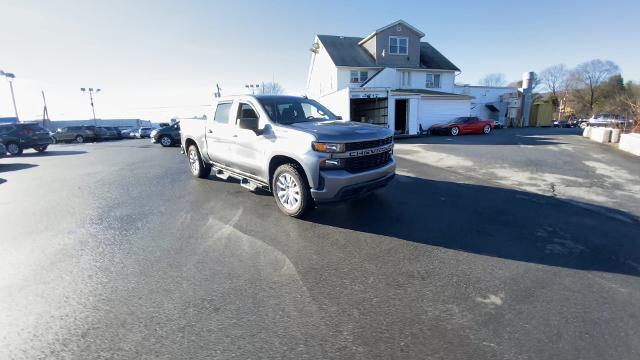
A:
[320,158,344,169]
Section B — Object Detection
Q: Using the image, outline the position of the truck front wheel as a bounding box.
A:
[272,164,312,218]
[187,145,211,179]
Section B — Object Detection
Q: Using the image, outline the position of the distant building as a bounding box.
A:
[454,85,520,127]
[306,20,525,134]
[48,118,152,130]
[306,20,472,135]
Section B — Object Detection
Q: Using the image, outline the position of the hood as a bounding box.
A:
[287,120,392,142]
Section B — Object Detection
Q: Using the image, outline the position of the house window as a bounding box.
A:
[350,70,368,83]
[400,71,411,87]
[425,73,441,88]
[389,36,408,55]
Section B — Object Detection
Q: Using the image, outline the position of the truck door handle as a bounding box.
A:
[232,134,238,138]
[207,129,213,133]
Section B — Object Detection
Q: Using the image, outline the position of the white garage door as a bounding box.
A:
[418,98,470,128]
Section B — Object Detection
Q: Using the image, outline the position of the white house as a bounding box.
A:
[306,20,517,134]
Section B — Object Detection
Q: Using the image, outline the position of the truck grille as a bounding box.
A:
[344,151,392,173]
[345,136,393,151]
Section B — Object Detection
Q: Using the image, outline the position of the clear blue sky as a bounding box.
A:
[1,0,638,122]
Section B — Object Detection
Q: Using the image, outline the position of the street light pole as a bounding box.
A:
[81,87,101,126]
[1,70,19,121]
[245,83,259,95]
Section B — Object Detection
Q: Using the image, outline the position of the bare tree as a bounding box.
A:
[539,64,569,98]
[261,82,285,95]
[572,59,620,112]
[479,73,507,87]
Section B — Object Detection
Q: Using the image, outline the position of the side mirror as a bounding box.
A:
[237,117,261,134]
[336,115,343,120]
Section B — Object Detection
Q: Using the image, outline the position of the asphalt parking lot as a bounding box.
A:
[1,129,639,359]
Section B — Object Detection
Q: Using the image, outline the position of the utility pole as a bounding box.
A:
[1,70,19,121]
[214,83,222,98]
[81,87,101,126]
[41,90,50,129]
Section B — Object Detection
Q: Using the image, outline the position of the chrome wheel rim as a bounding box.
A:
[451,127,459,136]
[161,137,171,146]
[276,173,300,210]
[188,148,199,173]
[76,136,84,143]
[7,143,19,154]
[484,125,490,133]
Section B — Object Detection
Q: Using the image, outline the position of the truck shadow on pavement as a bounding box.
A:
[305,175,640,277]
[0,163,39,185]
[0,163,38,173]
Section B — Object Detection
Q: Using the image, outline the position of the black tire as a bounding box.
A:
[482,124,492,134]
[187,144,211,179]
[35,145,48,153]
[75,135,84,143]
[159,135,173,147]
[271,164,312,218]
[450,126,460,136]
[6,142,22,156]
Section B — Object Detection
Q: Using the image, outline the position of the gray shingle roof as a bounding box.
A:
[317,35,460,71]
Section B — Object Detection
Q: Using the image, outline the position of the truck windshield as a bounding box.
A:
[257,97,338,125]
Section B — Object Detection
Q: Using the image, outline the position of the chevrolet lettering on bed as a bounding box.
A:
[180,95,396,218]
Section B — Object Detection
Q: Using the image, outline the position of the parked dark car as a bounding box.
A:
[52,125,96,143]
[151,122,180,147]
[94,126,118,141]
[118,127,135,138]
[430,116,493,136]
[103,126,123,139]
[0,123,53,155]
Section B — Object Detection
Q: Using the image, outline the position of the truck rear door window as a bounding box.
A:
[214,102,232,124]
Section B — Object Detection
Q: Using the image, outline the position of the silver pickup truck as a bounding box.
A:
[180,95,395,217]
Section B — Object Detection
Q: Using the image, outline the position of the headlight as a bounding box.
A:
[319,158,344,169]
[312,142,345,153]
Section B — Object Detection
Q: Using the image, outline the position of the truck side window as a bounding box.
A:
[214,102,232,124]
[237,103,259,122]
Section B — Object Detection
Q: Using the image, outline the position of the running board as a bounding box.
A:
[214,169,229,180]
[211,165,268,192]
[240,178,259,191]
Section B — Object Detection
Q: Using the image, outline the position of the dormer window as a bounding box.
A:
[389,36,408,55]
[350,70,368,83]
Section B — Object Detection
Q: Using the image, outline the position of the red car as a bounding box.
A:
[430,116,493,136]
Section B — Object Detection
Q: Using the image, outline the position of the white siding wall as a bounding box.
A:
[361,68,397,88]
[317,88,351,120]
[401,70,456,92]
[306,38,338,98]
[418,99,470,128]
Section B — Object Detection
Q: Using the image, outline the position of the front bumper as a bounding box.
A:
[310,158,396,203]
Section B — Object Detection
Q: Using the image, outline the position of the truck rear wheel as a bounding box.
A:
[187,145,211,179]
[272,164,312,218]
